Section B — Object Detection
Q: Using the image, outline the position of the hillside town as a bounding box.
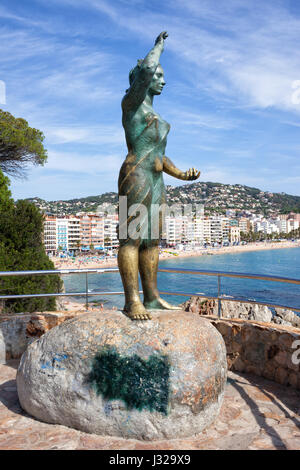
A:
[29,181,300,218]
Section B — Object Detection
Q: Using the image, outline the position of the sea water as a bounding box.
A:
[62,247,300,312]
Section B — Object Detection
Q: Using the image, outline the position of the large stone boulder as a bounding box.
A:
[16,309,227,440]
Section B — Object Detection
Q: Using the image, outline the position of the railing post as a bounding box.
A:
[85,272,89,310]
[217,275,222,318]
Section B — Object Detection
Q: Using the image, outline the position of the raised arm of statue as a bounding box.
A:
[163,156,200,181]
[122,32,168,111]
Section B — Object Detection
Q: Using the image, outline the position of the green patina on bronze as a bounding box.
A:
[88,346,170,415]
[117,32,201,320]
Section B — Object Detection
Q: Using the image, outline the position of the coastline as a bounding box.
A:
[52,240,300,270]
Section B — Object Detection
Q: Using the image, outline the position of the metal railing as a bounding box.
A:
[0,267,299,316]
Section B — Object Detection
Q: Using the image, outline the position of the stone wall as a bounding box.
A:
[206,316,300,389]
[0,312,77,362]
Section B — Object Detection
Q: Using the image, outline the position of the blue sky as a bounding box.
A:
[1,0,300,200]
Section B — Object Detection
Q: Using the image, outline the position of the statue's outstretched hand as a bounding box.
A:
[155,31,168,45]
[184,168,201,181]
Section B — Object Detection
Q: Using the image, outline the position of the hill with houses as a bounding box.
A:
[26,182,300,217]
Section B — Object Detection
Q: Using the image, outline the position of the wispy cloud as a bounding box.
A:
[45,150,123,174]
[169,110,237,130]
[44,125,124,146]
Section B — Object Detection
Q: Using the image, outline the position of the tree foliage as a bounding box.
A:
[0,170,62,313]
[0,109,47,177]
[240,227,300,242]
[0,166,12,209]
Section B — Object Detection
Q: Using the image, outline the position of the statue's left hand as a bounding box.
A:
[184,168,201,181]
[155,31,168,45]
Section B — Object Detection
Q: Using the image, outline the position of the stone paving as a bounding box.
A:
[0,360,300,450]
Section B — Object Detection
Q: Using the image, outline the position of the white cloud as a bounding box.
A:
[44,125,124,145]
[45,150,123,174]
[281,120,300,129]
[169,110,236,130]
[226,58,300,110]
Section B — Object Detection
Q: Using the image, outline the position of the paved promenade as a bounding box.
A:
[0,360,300,450]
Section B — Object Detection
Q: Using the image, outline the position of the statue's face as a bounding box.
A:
[149,65,166,95]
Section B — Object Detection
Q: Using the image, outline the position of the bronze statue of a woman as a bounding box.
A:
[118,32,200,320]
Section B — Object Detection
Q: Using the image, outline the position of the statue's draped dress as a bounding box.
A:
[118,111,170,247]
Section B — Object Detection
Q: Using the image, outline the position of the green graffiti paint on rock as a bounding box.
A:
[88,346,170,415]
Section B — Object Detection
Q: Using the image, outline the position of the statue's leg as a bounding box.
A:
[118,242,152,320]
[139,242,179,310]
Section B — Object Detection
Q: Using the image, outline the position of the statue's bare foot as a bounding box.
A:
[144,297,179,310]
[123,301,152,320]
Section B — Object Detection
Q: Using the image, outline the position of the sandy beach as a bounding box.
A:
[52,240,300,270]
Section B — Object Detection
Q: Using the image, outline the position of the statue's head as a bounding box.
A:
[149,64,166,96]
[127,60,166,95]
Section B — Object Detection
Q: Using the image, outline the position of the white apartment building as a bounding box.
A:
[164,216,185,245]
[203,218,211,245]
[182,217,195,243]
[253,219,279,235]
[193,218,205,245]
[252,217,299,236]
[210,218,223,244]
[164,216,206,245]
[46,216,81,253]
[275,219,287,234]
[67,218,81,251]
[104,214,119,249]
[287,219,299,233]
[164,216,233,246]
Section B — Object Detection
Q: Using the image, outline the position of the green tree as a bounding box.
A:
[0,166,12,209]
[0,109,47,177]
[0,169,62,313]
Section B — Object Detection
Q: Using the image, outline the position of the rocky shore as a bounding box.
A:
[182,296,300,328]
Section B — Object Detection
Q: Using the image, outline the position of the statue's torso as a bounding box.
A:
[122,102,170,172]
